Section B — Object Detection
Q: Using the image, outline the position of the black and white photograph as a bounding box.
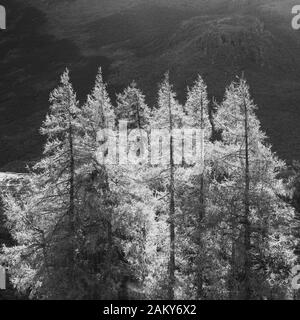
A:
[1,0,300,304]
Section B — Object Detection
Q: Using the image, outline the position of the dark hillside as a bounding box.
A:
[1,0,300,169]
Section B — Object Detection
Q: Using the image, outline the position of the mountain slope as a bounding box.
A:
[1,0,300,170]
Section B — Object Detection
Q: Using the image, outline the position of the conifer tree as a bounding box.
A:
[0,69,297,301]
[78,68,155,299]
[150,73,186,299]
[185,75,211,298]
[214,78,296,299]
[75,67,121,299]
[1,70,83,298]
[115,81,151,129]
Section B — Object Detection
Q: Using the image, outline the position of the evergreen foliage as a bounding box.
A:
[0,69,297,300]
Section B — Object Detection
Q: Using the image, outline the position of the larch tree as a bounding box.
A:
[115,81,151,130]
[214,78,296,299]
[1,70,83,298]
[75,67,124,299]
[0,68,297,301]
[149,72,186,299]
[78,68,155,299]
[184,75,211,299]
[114,81,154,299]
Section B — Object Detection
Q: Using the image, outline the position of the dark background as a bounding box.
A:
[1,0,300,172]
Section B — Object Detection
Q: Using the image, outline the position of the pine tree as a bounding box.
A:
[75,67,122,299]
[115,81,150,130]
[78,68,156,299]
[1,68,297,301]
[185,75,211,299]
[149,72,186,299]
[214,78,296,299]
[1,70,83,298]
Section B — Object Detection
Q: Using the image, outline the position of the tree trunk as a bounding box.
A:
[67,92,76,287]
[196,98,205,299]
[243,94,251,300]
[228,208,238,300]
[168,88,175,300]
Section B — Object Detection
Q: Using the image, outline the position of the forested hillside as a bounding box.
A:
[0,69,298,299]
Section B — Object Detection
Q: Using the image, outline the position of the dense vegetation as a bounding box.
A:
[0,68,299,300]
